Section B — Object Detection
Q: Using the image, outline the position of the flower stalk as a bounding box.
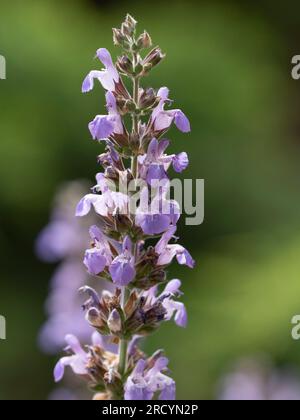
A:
[53,14,194,401]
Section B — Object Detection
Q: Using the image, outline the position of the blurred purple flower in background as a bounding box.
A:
[218,358,300,400]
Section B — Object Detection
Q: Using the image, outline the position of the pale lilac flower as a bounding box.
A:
[82,48,119,93]
[139,138,189,185]
[76,174,129,218]
[151,87,191,133]
[155,226,195,268]
[88,92,124,141]
[83,226,112,275]
[54,334,91,382]
[135,187,180,235]
[124,357,176,400]
[109,236,136,286]
[144,279,187,327]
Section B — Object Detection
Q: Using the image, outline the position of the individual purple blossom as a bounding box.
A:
[76,174,129,218]
[124,357,176,400]
[54,333,93,382]
[88,92,124,141]
[155,226,195,268]
[151,87,191,133]
[83,225,112,275]
[139,138,189,185]
[109,236,136,286]
[82,48,120,93]
[144,279,187,327]
[135,187,180,235]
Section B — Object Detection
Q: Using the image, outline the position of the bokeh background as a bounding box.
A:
[1,0,300,399]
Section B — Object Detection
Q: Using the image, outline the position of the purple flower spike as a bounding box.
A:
[124,356,176,400]
[82,48,119,93]
[109,236,136,286]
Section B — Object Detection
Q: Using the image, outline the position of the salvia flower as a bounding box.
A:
[82,48,120,93]
[124,357,176,400]
[151,87,191,134]
[109,236,136,286]
[144,279,188,328]
[155,226,195,268]
[139,138,189,186]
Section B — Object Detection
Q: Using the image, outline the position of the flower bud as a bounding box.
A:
[136,31,152,49]
[143,47,165,69]
[107,309,122,334]
[117,56,133,75]
[112,28,127,47]
[139,88,157,109]
[125,14,137,34]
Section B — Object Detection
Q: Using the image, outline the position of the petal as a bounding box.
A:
[83,248,107,275]
[147,138,159,160]
[136,214,171,235]
[156,247,177,266]
[106,91,118,114]
[176,247,195,268]
[153,111,174,132]
[159,381,176,400]
[88,115,115,140]
[96,48,114,68]
[164,279,182,294]
[54,359,66,382]
[172,152,189,172]
[76,194,98,217]
[155,226,177,254]
[147,164,168,186]
[174,110,191,133]
[158,139,170,156]
[65,334,86,356]
[109,257,136,286]
[82,70,103,93]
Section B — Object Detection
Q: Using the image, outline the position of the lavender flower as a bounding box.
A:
[88,92,124,141]
[151,87,191,134]
[139,138,189,186]
[53,14,194,400]
[155,226,195,268]
[82,48,120,93]
[124,357,176,400]
[109,236,136,286]
[143,279,188,327]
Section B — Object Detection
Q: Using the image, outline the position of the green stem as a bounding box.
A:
[117,46,141,388]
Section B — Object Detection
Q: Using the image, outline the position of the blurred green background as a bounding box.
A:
[1,0,300,399]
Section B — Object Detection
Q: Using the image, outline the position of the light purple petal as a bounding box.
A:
[174,110,191,133]
[54,360,65,383]
[136,214,171,235]
[83,248,107,275]
[159,381,176,400]
[147,164,168,185]
[82,70,103,93]
[172,152,189,172]
[88,115,115,140]
[76,194,98,217]
[164,279,182,294]
[109,256,136,286]
[176,247,195,268]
